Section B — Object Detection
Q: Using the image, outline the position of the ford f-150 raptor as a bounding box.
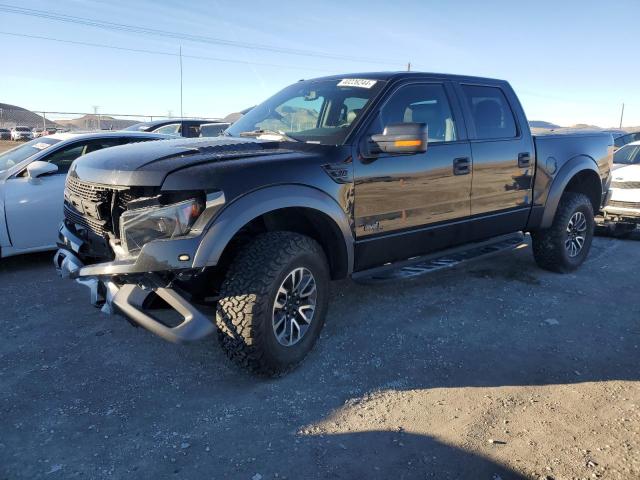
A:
[55,72,613,375]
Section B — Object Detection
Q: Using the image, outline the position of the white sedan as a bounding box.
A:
[0,131,170,258]
[602,140,640,235]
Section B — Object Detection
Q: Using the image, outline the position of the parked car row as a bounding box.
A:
[1,119,232,143]
[0,126,61,141]
[124,118,230,138]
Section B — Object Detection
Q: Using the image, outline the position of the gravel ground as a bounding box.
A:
[0,234,638,479]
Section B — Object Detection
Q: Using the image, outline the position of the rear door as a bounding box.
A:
[456,82,534,239]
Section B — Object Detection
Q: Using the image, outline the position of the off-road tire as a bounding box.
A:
[215,231,329,376]
[531,192,595,273]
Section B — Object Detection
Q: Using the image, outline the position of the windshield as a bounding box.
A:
[614,144,640,165]
[0,137,61,172]
[124,122,152,131]
[15,127,31,132]
[226,78,386,145]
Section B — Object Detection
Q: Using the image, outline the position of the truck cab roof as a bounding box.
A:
[304,71,510,86]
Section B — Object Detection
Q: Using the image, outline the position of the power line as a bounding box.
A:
[0,31,338,72]
[0,3,402,67]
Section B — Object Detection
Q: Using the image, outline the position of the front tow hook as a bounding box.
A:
[53,248,84,279]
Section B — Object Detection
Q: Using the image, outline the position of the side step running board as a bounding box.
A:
[352,232,526,283]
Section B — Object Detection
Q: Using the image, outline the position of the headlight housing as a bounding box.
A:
[119,199,203,256]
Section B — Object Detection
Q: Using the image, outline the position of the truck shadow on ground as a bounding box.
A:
[0,250,54,272]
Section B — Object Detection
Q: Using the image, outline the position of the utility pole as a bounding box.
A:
[407,62,411,72]
[619,103,625,129]
[42,112,46,130]
[92,105,100,130]
[179,45,184,119]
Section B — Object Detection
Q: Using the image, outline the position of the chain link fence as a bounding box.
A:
[0,106,222,132]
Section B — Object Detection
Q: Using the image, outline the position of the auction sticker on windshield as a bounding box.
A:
[33,142,53,150]
[337,79,377,89]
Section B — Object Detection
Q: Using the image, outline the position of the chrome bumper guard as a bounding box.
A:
[54,248,215,343]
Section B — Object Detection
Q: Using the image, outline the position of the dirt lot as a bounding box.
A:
[1,235,638,479]
[0,140,19,154]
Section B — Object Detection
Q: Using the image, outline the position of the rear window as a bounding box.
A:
[462,85,517,140]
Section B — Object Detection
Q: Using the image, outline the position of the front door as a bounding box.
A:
[353,82,473,270]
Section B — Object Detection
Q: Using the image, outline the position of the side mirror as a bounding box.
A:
[368,122,428,156]
[27,161,58,180]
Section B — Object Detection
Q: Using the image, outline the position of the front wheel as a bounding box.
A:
[531,192,595,273]
[215,232,329,376]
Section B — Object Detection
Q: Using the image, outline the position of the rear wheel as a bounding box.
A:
[532,192,595,273]
[215,231,329,376]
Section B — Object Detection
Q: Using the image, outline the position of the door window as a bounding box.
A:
[375,84,457,143]
[461,85,517,140]
[43,138,124,173]
[153,123,182,135]
[44,143,86,174]
[184,124,201,137]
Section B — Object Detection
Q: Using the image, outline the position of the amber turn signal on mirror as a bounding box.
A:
[394,139,422,147]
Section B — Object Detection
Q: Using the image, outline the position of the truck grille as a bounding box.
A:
[611,181,640,189]
[608,200,640,209]
[64,176,130,238]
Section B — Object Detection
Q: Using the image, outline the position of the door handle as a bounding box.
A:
[453,157,471,176]
[518,152,531,168]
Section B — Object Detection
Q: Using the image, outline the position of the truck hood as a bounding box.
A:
[70,137,296,187]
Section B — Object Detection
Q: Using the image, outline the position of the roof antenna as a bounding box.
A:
[407,62,411,72]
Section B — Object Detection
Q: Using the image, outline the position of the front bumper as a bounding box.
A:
[54,229,216,343]
[602,206,640,223]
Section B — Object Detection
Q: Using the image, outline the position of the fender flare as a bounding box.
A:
[192,185,354,273]
[540,155,600,229]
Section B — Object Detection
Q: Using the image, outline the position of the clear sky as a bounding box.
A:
[0,0,637,127]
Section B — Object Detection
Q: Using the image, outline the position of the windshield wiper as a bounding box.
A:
[238,129,299,142]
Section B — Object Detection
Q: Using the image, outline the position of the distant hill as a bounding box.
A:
[529,120,640,136]
[56,115,138,131]
[223,106,255,124]
[0,103,60,129]
[529,120,561,129]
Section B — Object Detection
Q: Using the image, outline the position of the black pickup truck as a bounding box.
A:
[55,72,613,375]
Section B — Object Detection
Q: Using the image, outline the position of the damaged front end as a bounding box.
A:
[54,174,225,343]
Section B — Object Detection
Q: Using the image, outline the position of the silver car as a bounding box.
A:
[0,131,170,258]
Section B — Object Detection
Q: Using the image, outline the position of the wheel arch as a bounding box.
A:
[540,155,603,229]
[192,185,354,279]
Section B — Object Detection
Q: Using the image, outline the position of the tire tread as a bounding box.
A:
[215,231,327,376]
